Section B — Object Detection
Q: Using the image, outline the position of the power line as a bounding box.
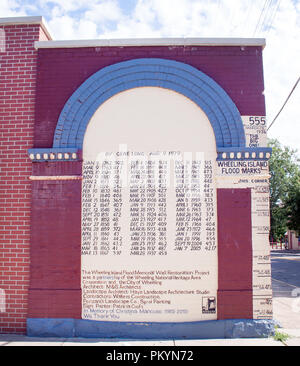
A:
[253,0,269,37]
[267,76,300,131]
[265,0,281,35]
[253,0,280,36]
[258,0,275,34]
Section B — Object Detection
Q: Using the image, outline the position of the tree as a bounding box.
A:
[285,181,300,234]
[268,139,300,241]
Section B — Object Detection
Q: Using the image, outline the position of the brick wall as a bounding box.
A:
[0,23,49,334]
[35,45,265,147]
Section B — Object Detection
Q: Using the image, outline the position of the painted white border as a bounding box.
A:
[34,37,266,49]
[0,16,52,40]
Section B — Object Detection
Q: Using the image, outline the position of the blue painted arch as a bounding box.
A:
[53,58,246,149]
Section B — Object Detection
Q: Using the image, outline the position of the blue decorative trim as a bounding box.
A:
[28,148,80,162]
[217,147,272,160]
[52,58,246,149]
[27,318,275,339]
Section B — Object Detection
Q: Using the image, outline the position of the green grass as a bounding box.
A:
[273,327,290,343]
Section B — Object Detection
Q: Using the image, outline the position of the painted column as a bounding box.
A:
[216,114,272,320]
[27,151,82,319]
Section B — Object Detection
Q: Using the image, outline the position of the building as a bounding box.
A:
[287,230,300,250]
[0,16,274,338]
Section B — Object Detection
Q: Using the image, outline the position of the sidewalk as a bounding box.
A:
[0,327,299,346]
[0,332,294,346]
[270,249,300,346]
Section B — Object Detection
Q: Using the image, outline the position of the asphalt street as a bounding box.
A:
[271,250,300,290]
[271,250,300,330]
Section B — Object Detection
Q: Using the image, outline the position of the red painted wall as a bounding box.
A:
[28,162,82,318]
[0,23,50,334]
[34,45,265,147]
[217,188,253,319]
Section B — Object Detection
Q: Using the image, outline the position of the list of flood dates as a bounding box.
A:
[81,152,217,257]
[81,151,218,320]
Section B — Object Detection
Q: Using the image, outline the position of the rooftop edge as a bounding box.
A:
[0,16,52,40]
[34,37,266,49]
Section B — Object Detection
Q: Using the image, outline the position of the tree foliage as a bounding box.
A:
[268,139,300,241]
[285,181,300,232]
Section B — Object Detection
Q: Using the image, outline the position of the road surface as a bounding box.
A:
[271,250,300,328]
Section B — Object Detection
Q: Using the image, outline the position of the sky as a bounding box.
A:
[1,0,300,154]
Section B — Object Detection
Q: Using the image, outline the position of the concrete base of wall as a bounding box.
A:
[27,318,275,339]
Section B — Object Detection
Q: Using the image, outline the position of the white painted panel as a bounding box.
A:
[81,87,218,322]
